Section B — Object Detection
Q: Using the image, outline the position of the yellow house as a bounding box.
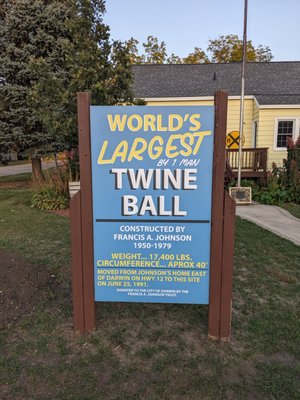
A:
[132,62,300,172]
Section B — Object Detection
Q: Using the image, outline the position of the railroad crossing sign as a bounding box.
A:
[226,131,245,149]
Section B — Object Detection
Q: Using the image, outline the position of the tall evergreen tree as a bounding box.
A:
[0,0,133,178]
[0,0,71,176]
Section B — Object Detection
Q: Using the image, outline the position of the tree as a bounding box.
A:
[0,0,133,179]
[207,34,273,63]
[125,34,273,66]
[183,47,209,64]
[167,53,182,64]
[125,37,145,64]
[106,40,134,104]
[142,36,167,64]
[125,36,168,64]
[0,0,72,178]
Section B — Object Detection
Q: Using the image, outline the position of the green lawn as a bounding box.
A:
[0,172,32,182]
[0,189,299,400]
[0,189,69,271]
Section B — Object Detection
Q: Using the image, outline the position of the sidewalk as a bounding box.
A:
[236,203,300,246]
[0,161,58,177]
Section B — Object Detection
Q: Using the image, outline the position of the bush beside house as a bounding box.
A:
[234,136,300,206]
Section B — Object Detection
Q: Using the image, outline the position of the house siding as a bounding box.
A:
[146,98,254,149]
[226,99,254,148]
[145,98,300,170]
[257,108,300,168]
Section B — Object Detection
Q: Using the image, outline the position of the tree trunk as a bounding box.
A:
[31,157,43,182]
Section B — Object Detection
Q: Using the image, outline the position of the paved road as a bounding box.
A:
[236,203,300,246]
[0,161,59,177]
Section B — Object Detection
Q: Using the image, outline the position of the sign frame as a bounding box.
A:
[90,105,214,305]
[70,91,235,341]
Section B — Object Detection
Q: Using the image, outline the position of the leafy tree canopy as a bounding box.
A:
[126,36,168,64]
[127,34,273,65]
[207,34,273,63]
[142,36,167,64]
[0,0,133,158]
[183,47,209,64]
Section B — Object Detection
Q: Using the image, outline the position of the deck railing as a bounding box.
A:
[225,148,268,180]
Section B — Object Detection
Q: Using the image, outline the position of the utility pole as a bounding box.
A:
[237,0,248,187]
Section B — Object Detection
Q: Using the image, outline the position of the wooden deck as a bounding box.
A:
[225,148,268,182]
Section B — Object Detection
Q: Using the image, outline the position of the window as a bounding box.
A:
[276,120,294,148]
[274,118,300,150]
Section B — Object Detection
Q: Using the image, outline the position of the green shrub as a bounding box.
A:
[280,136,300,203]
[252,172,291,205]
[32,188,69,210]
[227,177,292,205]
[227,137,300,206]
[31,168,69,210]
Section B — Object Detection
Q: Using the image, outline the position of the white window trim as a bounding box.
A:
[273,117,300,151]
[259,105,300,109]
[252,121,258,148]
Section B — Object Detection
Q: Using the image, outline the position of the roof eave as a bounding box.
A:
[138,95,255,102]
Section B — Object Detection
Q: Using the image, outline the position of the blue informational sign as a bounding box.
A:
[90,106,214,304]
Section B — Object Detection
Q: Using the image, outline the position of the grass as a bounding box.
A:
[0,188,299,400]
[0,172,32,182]
[281,203,300,219]
[0,189,70,272]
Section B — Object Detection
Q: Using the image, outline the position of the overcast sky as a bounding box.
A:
[104,0,300,61]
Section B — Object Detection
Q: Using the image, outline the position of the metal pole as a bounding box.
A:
[237,0,248,187]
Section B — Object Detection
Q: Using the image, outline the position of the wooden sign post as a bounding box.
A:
[208,91,236,341]
[70,92,95,334]
[71,91,235,340]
